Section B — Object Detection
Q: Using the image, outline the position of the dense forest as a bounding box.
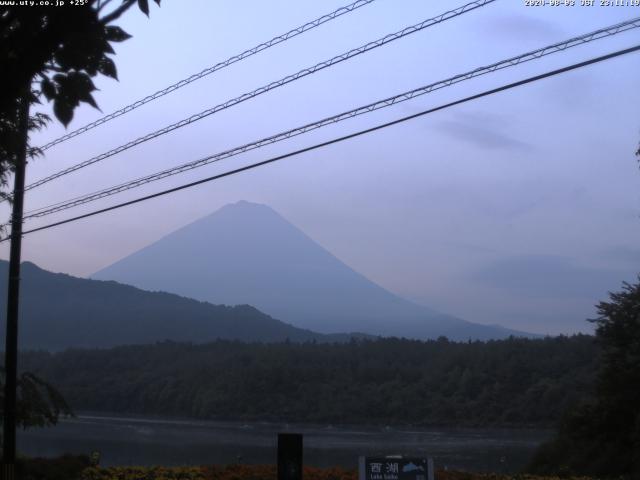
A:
[20,335,596,427]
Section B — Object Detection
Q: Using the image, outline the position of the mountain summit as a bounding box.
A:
[93,201,529,340]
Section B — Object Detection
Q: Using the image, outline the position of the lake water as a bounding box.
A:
[17,413,552,473]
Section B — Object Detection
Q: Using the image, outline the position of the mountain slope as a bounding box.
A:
[93,201,531,340]
[0,261,358,350]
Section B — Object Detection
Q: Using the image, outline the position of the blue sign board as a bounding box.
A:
[359,457,434,480]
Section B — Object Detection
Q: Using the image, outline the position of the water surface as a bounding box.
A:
[17,413,551,473]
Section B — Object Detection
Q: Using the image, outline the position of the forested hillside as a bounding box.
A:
[20,335,597,427]
[0,261,362,349]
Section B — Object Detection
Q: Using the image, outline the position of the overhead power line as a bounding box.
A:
[22,17,640,220]
[21,0,496,195]
[38,0,378,152]
[6,44,638,242]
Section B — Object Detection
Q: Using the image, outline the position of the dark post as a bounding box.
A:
[277,433,303,480]
[2,94,30,479]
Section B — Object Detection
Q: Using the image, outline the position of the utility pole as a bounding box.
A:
[2,93,30,480]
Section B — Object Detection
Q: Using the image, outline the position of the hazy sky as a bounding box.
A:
[2,0,639,335]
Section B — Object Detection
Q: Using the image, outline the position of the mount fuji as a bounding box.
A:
[93,201,531,340]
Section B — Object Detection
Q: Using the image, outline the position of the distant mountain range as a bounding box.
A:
[0,261,362,350]
[93,201,532,340]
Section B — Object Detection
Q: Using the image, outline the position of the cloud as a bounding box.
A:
[435,112,532,151]
[600,246,640,266]
[472,254,632,299]
[537,70,598,110]
[482,14,563,41]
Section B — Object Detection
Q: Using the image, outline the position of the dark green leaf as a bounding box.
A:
[68,71,97,92]
[54,45,85,71]
[102,39,115,54]
[105,25,132,42]
[56,72,100,110]
[53,99,73,127]
[28,112,50,131]
[138,0,149,16]
[28,89,41,104]
[80,92,99,110]
[83,54,102,76]
[98,56,118,80]
[54,26,110,71]
[45,76,59,95]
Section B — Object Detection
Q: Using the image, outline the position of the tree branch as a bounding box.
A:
[97,0,117,13]
[99,0,136,25]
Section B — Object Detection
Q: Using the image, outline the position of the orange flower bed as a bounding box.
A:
[81,464,358,480]
[81,464,595,480]
[201,465,357,480]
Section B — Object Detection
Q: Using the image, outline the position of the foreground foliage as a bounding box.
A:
[12,456,602,480]
[79,464,594,480]
[81,465,206,480]
[436,473,592,480]
[529,279,640,478]
[80,465,357,480]
[0,369,72,430]
[20,335,596,427]
[0,0,159,198]
[16,454,91,480]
